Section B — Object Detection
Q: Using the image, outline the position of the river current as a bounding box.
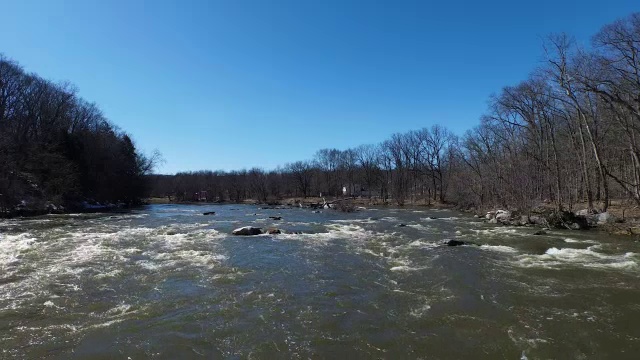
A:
[1,204,639,359]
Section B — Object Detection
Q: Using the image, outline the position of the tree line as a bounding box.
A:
[150,128,456,206]
[151,13,640,213]
[0,55,157,215]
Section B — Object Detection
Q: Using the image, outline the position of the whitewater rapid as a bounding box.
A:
[1,205,639,358]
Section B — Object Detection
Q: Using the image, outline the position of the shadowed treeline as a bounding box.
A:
[0,55,158,215]
[151,13,640,213]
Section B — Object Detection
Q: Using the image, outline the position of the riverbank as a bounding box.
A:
[146,196,456,209]
[145,196,640,237]
[0,201,143,219]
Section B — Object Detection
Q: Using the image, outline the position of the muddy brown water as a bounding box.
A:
[1,204,639,359]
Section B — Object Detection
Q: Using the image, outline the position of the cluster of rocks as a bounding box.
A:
[483,208,620,230]
[231,226,283,235]
[484,210,547,226]
[3,198,127,218]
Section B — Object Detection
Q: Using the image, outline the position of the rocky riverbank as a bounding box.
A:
[479,207,640,236]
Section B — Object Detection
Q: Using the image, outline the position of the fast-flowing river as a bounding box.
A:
[1,204,639,359]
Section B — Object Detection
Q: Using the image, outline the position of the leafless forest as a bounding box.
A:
[151,13,640,213]
[0,55,157,215]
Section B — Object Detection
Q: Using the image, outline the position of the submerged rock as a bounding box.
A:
[533,230,547,235]
[266,227,281,234]
[203,211,216,215]
[397,223,408,227]
[269,216,282,220]
[443,239,467,246]
[232,226,263,236]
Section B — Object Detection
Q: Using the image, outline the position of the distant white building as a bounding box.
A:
[342,184,365,196]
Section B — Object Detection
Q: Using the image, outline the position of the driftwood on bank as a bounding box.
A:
[309,197,356,209]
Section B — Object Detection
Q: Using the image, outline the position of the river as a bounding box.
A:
[1,204,639,359]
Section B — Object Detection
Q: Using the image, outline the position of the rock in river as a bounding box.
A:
[443,239,467,246]
[232,226,263,236]
[266,227,282,234]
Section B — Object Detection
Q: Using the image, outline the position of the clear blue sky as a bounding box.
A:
[1,0,637,174]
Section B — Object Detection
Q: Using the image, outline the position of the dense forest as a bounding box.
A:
[0,55,157,216]
[151,13,640,213]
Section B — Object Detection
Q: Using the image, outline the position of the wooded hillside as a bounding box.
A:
[0,55,157,215]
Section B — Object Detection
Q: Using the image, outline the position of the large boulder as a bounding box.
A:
[519,215,529,225]
[528,215,546,226]
[545,210,590,229]
[575,209,595,217]
[596,212,617,225]
[575,209,598,217]
[232,226,263,236]
[495,210,511,223]
[519,215,546,226]
[443,239,467,246]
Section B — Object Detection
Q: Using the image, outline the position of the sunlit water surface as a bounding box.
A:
[1,204,639,359]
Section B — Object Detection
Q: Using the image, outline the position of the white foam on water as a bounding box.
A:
[407,240,438,249]
[43,300,62,309]
[409,302,431,317]
[406,224,435,232]
[421,216,460,221]
[105,303,132,316]
[94,269,123,279]
[0,223,229,314]
[0,233,37,267]
[331,218,378,224]
[278,223,398,255]
[516,246,638,270]
[361,249,385,257]
[325,223,374,239]
[151,250,229,269]
[389,257,425,272]
[563,238,598,244]
[479,245,519,253]
[284,221,318,227]
[390,265,419,272]
[474,227,521,235]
